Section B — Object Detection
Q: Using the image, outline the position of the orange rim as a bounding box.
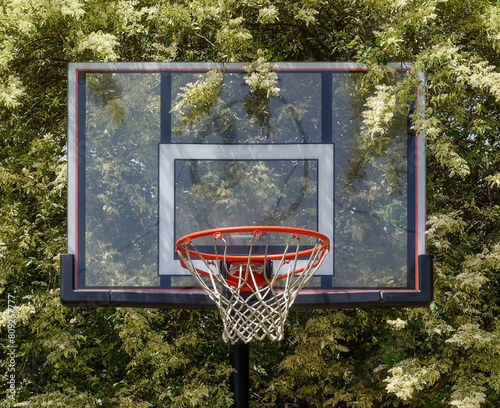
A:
[175,225,330,263]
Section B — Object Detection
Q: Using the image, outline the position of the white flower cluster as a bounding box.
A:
[455,271,489,293]
[78,31,119,61]
[3,0,37,35]
[170,70,224,124]
[0,0,89,108]
[258,5,279,24]
[446,323,496,350]
[454,60,500,102]
[414,1,440,24]
[426,212,465,252]
[385,359,440,400]
[483,4,500,49]
[419,43,460,65]
[390,0,409,10]
[216,17,252,59]
[420,43,500,104]
[0,76,25,108]
[0,303,35,327]
[374,27,403,52]
[486,173,500,188]
[450,395,486,408]
[465,244,500,272]
[450,387,486,408]
[429,139,470,178]
[295,7,319,25]
[413,112,442,140]
[244,57,280,98]
[387,318,407,330]
[57,0,85,19]
[362,84,397,139]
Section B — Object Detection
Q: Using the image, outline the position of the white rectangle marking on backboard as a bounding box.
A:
[159,144,334,276]
[417,71,427,256]
[67,66,77,255]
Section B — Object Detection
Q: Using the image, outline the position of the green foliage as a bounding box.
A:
[0,0,499,407]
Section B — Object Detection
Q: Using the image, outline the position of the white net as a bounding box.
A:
[176,227,330,343]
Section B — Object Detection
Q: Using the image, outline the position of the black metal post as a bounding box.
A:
[230,340,249,408]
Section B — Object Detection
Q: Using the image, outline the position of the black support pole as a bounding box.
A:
[230,341,249,408]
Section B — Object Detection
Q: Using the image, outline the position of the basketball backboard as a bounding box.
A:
[61,62,431,308]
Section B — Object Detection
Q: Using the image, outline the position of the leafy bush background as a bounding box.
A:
[1,0,500,407]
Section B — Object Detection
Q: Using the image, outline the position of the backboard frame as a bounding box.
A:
[61,62,432,309]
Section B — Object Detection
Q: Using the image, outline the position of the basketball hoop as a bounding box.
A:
[175,226,330,343]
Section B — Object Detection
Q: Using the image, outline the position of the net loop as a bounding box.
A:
[175,226,330,343]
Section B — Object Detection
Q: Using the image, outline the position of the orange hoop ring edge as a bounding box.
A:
[175,225,330,263]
